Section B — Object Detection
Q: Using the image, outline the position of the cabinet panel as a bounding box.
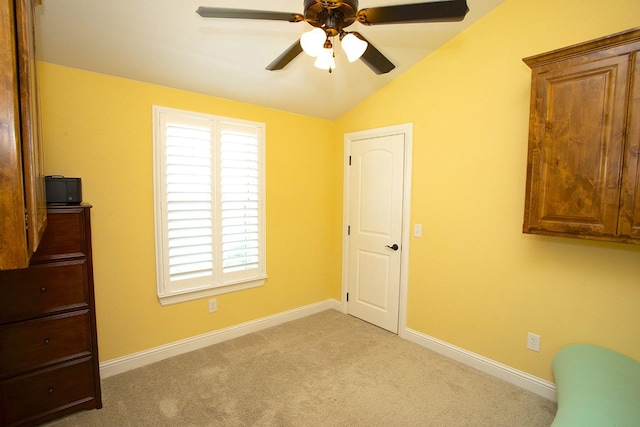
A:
[525,55,629,236]
[618,51,640,238]
[0,310,92,378]
[16,0,47,256]
[0,261,89,323]
[0,357,97,426]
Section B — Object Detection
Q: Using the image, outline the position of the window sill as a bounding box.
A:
[158,276,266,306]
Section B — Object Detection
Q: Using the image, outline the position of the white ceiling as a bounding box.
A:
[35,0,505,120]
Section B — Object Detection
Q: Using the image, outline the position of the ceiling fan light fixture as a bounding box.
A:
[197,0,470,74]
[300,27,326,57]
[341,32,368,62]
[314,45,336,72]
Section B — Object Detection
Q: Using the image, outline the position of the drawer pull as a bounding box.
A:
[40,286,47,293]
[44,338,50,345]
[48,387,54,394]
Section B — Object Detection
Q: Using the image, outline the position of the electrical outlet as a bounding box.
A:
[208,299,217,313]
[527,332,541,352]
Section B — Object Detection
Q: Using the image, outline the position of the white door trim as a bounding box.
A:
[341,123,413,336]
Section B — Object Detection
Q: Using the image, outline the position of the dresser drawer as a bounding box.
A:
[0,310,92,378]
[0,261,88,324]
[0,357,97,426]
[30,207,88,263]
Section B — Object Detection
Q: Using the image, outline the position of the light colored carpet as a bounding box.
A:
[46,310,556,426]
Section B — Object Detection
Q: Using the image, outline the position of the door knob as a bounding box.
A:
[385,244,399,251]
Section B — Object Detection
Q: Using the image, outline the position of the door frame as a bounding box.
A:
[341,123,413,336]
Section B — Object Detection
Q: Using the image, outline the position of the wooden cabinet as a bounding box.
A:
[0,0,47,270]
[0,206,101,426]
[523,28,640,244]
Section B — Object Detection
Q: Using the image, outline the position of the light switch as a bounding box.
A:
[414,224,423,238]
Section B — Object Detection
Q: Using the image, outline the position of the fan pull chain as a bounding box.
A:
[329,36,335,73]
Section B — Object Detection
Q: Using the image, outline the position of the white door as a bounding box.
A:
[346,131,406,333]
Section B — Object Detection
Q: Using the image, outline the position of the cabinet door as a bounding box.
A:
[0,0,46,270]
[0,0,30,270]
[618,51,640,239]
[524,54,630,238]
[16,0,47,256]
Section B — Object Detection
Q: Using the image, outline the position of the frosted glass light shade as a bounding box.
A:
[314,47,335,71]
[341,33,368,62]
[300,28,326,58]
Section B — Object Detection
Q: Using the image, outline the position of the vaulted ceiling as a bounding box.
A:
[35,0,505,120]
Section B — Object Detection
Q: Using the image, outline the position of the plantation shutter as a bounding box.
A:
[165,122,214,285]
[220,123,261,275]
[154,106,266,304]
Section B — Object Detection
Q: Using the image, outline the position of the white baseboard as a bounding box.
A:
[99,299,341,378]
[100,300,557,403]
[401,327,557,401]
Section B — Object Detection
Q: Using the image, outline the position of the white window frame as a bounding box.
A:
[153,106,266,305]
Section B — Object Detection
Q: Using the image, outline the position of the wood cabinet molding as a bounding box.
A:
[523,28,640,68]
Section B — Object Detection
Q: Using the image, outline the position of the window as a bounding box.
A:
[153,106,266,305]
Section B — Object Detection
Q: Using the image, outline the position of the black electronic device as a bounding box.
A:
[45,175,82,205]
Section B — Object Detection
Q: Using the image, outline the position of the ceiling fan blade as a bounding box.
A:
[266,40,304,71]
[357,0,469,25]
[355,34,395,75]
[196,7,304,22]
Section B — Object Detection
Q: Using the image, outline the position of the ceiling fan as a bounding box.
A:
[196,0,469,74]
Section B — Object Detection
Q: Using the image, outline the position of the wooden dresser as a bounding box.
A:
[0,205,101,426]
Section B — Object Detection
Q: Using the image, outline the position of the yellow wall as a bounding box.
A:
[39,0,640,383]
[38,64,338,361]
[336,0,640,381]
